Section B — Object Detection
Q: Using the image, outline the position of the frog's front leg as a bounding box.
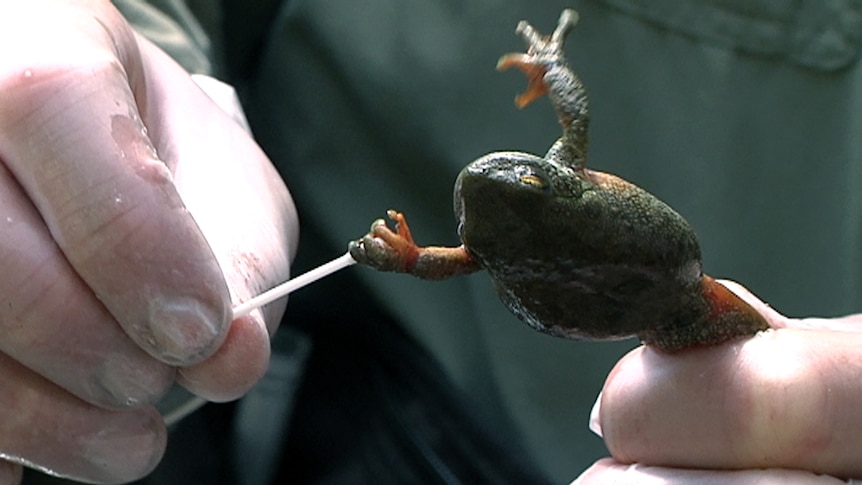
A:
[349,210,480,280]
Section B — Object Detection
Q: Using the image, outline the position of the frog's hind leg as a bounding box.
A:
[497,9,589,169]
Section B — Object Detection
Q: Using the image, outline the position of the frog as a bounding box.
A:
[348,9,769,352]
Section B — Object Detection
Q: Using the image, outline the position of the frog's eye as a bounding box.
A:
[513,165,551,193]
[519,173,547,190]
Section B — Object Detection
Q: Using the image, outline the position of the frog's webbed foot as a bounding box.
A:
[497,53,549,108]
[497,9,579,108]
[349,210,481,280]
[498,9,589,169]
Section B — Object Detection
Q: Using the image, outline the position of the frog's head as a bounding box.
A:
[454,152,594,271]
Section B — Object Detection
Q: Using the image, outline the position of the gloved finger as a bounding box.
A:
[178,313,271,401]
[597,328,862,478]
[132,38,296,400]
[0,351,165,483]
[0,2,231,366]
[0,161,174,408]
[573,457,847,485]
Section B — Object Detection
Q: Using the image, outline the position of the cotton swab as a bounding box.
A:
[231,252,357,318]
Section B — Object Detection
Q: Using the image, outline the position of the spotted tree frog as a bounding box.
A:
[348,9,768,352]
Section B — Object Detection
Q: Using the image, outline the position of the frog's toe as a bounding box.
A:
[368,218,386,232]
[348,235,385,268]
[552,9,579,44]
[497,53,550,108]
[348,234,411,273]
[347,237,372,266]
[385,209,417,242]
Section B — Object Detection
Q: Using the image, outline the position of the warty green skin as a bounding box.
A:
[454,152,708,343]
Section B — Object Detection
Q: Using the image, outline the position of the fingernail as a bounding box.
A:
[146,297,228,365]
[79,408,166,483]
[96,355,175,408]
[589,390,603,437]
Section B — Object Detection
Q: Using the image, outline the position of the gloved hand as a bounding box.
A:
[575,280,862,484]
[0,1,296,482]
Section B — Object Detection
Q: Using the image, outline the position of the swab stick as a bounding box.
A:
[231,252,356,318]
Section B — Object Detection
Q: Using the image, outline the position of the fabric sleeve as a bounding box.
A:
[112,0,216,75]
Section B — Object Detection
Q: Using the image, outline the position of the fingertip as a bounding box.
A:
[176,313,270,402]
[92,356,176,409]
[139,407,170,478]
[44,405,168,484]
[597,332,862,476]
[144,295,231,366]
[84,406,168,483]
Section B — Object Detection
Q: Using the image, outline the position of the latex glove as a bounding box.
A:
[0,1,296,482]
[575,280,862,484]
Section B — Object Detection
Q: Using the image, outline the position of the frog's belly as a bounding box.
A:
[487,261,708,341]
